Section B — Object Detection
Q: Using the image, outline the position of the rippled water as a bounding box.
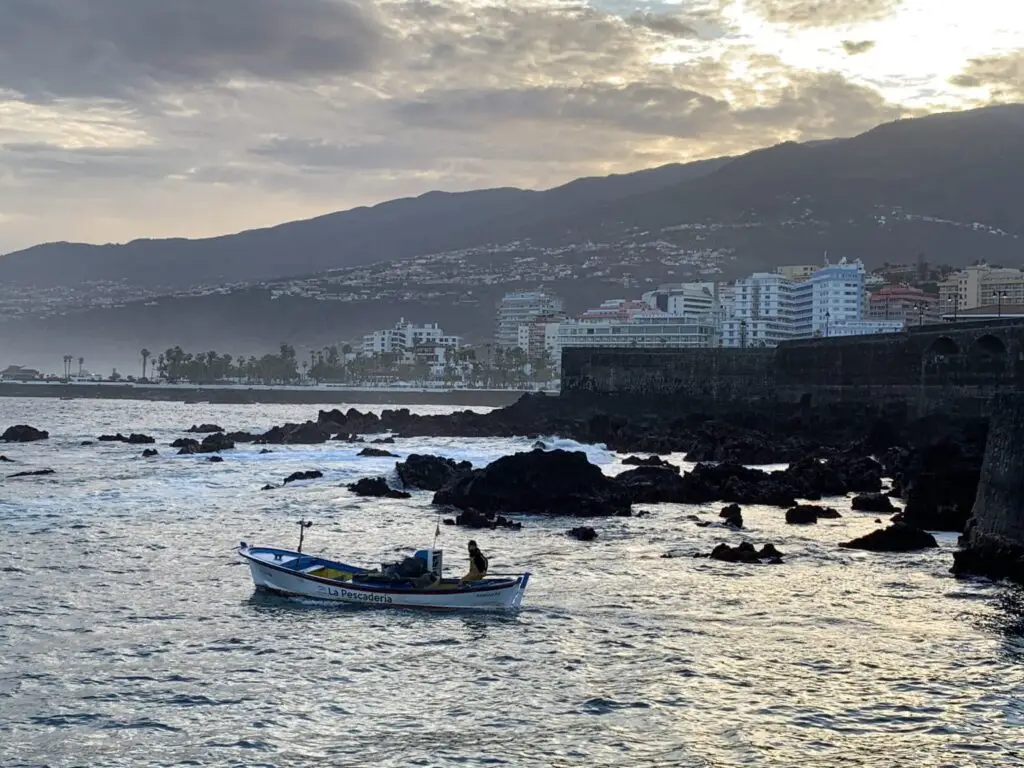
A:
[1,397,1023,767]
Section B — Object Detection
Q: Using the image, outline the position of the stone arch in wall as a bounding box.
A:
[926,336,960,357]
[970,333,1008,375]
[922,335,963,378]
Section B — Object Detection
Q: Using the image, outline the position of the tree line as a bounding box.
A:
[140,343,553,386]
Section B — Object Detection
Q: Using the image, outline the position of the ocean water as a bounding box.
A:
[1,397,1023,768]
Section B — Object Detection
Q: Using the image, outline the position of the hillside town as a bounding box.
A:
[5,259,1024,388]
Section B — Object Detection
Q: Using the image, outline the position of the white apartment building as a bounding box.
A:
[495,291,564,347]
[641,283,717,321]
[722,259,902,347]
[938,265,1024,312]
[557,309,718,352]
[362,319,461,362]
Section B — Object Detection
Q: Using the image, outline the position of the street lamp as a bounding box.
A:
[994,290,1008,318]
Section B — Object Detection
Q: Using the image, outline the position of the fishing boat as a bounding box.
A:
[237,521,530,610]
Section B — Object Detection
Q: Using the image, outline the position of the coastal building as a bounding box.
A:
[557,308,718,351]
[868,284,940,325]
[940,304,1024,322]
[776,265,818,282]
[494,291,564,347]
[721,258,902,347]
[362,319,461,363]
[641,283,717,321]
[0,364,41,381]
[939,265,1024,312]
[516,316,563,364]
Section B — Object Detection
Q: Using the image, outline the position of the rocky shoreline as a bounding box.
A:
[5,391,1011,578]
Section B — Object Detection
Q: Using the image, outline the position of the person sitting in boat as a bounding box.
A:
[462,540,489,582]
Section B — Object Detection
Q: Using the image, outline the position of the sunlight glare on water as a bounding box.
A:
[1,398,1023,767]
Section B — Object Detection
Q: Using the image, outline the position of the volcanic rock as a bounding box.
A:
[371,436,396,444]
[899,439,983,533]
[7,468,55,478]
[785,504,841,524]
[187,424,224,433]
[433,448,630,517]
[358,447,398,458]
[261,484,276,491]
[142,449,158,457]
[199,433,235,453]
[225,431,260,443]
[0,455,11,462]
[396,454,473,491]
[347,477,412,499]
[622,455,679,471]
[851,493,897,513]
[568,526,598,541]
[449,508,522,530]
[283,470,323,485]
[705,541,783,564]
[98,433,156,444]
[207,456,224,463]
[2,425,48,442]
[259,449,273,454]
[719,503,742,517]
[614,466,692,504]
[839,523,938,552]
[258,421,331,445]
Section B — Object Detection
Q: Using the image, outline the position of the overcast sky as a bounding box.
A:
[0,0,1020,254]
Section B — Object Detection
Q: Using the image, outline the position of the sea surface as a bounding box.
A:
[1,397,1023,768]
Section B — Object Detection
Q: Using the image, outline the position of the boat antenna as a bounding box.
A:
[432,510,442,551]
[297,519,313,554]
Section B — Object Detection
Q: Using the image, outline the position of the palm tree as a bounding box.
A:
[140,349,151,380]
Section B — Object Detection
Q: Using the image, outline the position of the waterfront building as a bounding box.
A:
[362,319,461,362]
[641,283,717,321]
[722,258,903,347]
[939,265,1024,313]
[495,291,564,347]
[516,316,563,364]
[557,309,718,351]
[868,284,940,325]
[776,265,818,282]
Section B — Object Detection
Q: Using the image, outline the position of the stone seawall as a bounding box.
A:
[561,319,1024,416]
[953,394,1024,583]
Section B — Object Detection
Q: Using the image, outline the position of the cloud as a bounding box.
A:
[842,40,876,55]
[744,0,902,27]
[0,0,935,254]
[626,11,701,38]
[0,0,384,101]
[950,51,1024,100]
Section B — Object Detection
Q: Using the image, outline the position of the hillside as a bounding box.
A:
[2,104,1024,372]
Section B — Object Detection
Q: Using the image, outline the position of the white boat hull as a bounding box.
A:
[240,546,529,611]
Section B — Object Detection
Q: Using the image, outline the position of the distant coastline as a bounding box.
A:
[0,381,535,407]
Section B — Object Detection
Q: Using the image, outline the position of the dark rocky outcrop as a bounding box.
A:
[199,433,235,453]
[899,440,984,533]
[8,468,55,478]
[851,493,897,513]
[396,454,473,491]
[953,396,1024,584]
[80,441,93,446]
[207,456,224,463]
[614,466,692,504]
[261,483,276,491]
[433,448,630,517]
[0,455,11,462]
[142,449,158,457]
[840,523,938,552]
[187,423,224,433]
[283,470,323,485]
[2,425,48,442]
[358,447,398,458]
[225,431,260,443]
[347,477,412,499]
[259,449,273,454]
[622,455,679,471]
[719,503,744,528]
[568,526,598,541]
[258,421,331,445]
[701,541,783,564]
[175,432,235,455]
[99,433,156,444]
[444,508,522,530]
[372,436,396,444]
[785,505,841,524]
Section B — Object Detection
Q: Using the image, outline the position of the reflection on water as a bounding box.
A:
[1,397,1023,767]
